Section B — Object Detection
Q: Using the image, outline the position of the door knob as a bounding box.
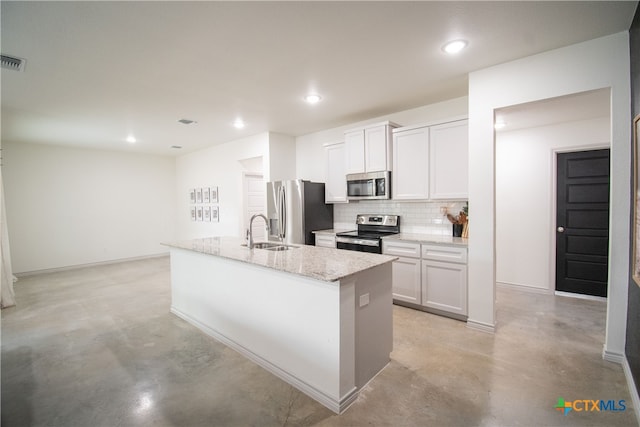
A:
[557,226,565,233]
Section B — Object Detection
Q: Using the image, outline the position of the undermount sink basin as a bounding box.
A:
[242,242,298,251]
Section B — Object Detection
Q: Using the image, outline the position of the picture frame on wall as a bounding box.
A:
[203,187,210,203]
[190,206,197,222]
[189,188,196,204]
[211,206,219,222]
[196,206,203,221]
[210,186,219,204]
[633,114,640,286]
[196,188,203,204]
[203,206,211,222]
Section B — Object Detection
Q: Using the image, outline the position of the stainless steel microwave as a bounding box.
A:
[346,171,390,200]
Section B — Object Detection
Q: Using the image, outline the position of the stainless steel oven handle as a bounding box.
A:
[335,237,380,247]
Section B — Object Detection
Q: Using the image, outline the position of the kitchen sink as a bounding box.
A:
[242,242,298,251]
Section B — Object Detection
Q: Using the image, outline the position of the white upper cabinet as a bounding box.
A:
[429,119,469,199]
[324,142,347,203]
[345,122,397,174]
[365,124,392,172]
[392,126,430,200]
[345,130,365,174]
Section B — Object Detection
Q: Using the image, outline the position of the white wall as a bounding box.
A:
[295,97,468,182]
[3,141,176,273]
[469,32,630,357]
[175,132,269,240]
[267,133,297,182]
[496,117,610,292]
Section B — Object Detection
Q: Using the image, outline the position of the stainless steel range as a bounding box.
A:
[336,214,400,254]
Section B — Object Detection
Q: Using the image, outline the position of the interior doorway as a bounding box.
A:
[243,173,266,241]
[555,149,610,297]
[495,89,611,295]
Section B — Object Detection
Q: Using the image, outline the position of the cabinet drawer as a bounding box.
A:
[315,235,336,248]
[382,240,421,258]
[421,244,467,264]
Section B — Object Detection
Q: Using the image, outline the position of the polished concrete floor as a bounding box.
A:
[1,256,637,426]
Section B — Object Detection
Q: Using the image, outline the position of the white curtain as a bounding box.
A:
[1,170,16,308]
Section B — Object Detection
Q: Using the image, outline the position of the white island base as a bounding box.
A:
[168,242,393,414]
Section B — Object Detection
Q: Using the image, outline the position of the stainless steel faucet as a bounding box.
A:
[247,214,270,249]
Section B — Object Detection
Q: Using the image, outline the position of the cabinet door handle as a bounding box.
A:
[557,226,565,233]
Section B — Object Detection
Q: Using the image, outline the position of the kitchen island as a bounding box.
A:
[163,237,396,414]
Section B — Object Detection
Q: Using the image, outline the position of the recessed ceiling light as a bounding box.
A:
[304,94,322,104]
[178,119,197,125]
[126,135,137,144]
[442,39,468,55]
[233,118,245,129]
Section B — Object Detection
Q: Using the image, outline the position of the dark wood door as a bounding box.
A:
[556,149,610,297]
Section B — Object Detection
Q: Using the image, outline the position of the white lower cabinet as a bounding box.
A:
[383,239,467,320]
[382,240,421,303]
[421,260,467,317]
[391,256,421,304]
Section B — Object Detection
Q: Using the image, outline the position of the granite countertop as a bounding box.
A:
[383,233,468,247]
[163,236,396,283]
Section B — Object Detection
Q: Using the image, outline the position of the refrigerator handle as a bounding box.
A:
[279,186,286,240]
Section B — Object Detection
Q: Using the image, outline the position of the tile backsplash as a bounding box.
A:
[333,200,467,235]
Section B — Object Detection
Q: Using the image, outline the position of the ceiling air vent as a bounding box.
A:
[1,55,25,72]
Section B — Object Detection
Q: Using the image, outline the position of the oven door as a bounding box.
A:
[336,236,382,254]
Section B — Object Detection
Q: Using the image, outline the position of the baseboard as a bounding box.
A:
[622,357,640,426]
[170,306,358,414]
[496,281,553,295]
[14,253,169,277]
[555,290,607,302]
[603,348,626,364]
[466,318,496,334]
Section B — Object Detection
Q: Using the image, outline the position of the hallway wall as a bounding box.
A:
[626,3,640,402]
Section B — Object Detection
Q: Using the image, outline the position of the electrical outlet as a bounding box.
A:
[359,293,370,307]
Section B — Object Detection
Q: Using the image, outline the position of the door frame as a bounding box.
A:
[242,172,265,237]
[549,144,610,299]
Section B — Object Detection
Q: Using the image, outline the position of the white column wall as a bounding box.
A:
[469,32,631,356]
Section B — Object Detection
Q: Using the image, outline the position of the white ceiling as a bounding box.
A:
[1,1,637,156]
[495,88,611,132]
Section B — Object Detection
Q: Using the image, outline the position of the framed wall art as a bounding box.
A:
[211,206,219,222]
[189,188,196,204]
[633,114,640,286]
[210,186,219,204]
[203,187,210,203]
[203,206,211,222]
[196,188,203,204]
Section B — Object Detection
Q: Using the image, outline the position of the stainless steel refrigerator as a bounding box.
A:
[266,180,334,245]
